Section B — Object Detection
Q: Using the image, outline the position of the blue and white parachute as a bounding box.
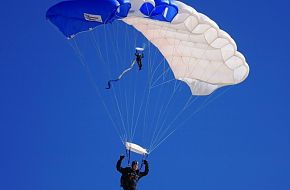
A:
[46,0,249,96]
[47,0,250,154]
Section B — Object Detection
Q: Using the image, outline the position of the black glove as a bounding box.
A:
[120,155,125,160]
[143,159,148,165]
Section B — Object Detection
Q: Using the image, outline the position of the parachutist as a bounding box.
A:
[135,49,144,70]
[117,155,149,190]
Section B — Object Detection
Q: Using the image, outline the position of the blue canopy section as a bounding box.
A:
[46,0,178,38]
[116,0,132,18]
[46,0,131,38]
[145,0,178,22]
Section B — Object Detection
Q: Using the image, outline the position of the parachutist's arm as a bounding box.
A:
[116,157,125,173]
[139,160,149,177]
[141,53,144,58]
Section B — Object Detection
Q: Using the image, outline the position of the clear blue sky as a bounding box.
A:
[0,0,290,190]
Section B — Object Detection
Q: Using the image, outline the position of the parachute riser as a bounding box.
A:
[125,147,148,170]
[125,148,131,166]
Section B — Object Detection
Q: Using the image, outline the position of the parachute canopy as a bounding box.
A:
[46,0,249,96]
[125,142,148,155]
[136,47,144,52]
[47,0,250,153]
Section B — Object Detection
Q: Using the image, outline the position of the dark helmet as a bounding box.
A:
[131,160,138,166]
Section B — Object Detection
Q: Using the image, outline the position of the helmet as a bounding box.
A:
[131,160,138,166]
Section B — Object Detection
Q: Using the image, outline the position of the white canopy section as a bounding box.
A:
[123,1,249,95]
[125,142,148,155]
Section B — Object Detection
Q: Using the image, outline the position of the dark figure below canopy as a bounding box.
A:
[116,155,149,190]
[106,48,145,89]
[135,47,144,70]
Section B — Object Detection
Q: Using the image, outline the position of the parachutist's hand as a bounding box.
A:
[143,159,148,165]
[120,155,125,160]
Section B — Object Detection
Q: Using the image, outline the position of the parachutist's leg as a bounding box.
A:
[137,60,142,70]
[140,60,142,70]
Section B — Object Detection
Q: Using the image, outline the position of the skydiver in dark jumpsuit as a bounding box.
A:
[116,155,149,190]
[135,51,144,70]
